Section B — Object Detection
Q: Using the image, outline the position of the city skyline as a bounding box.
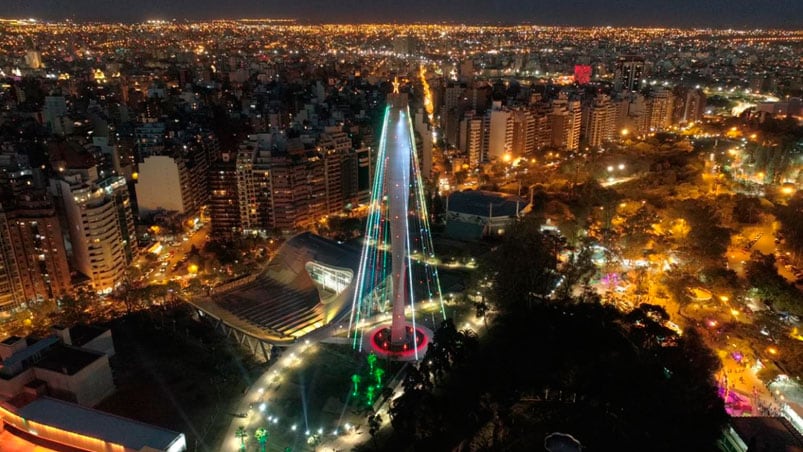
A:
[0,8,801,451]
[3,0,803,29]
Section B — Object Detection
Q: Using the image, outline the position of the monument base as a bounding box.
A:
[364,322,431,361]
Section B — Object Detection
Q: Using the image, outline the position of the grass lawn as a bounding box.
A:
[263,343,364,449]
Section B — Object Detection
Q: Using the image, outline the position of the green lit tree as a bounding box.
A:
[366,385,376,406]
[366,353,378,373]
[235,426,247,451]
[254,427,268,452]
[373,367,385,387]
[351,373,362,397]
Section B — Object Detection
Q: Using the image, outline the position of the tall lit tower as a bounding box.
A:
[349,78,445,360]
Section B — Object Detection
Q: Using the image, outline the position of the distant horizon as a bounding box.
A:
[2,0,802,30]
[2,17,802,32]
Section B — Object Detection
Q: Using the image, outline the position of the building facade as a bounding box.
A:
[51,168,134,293]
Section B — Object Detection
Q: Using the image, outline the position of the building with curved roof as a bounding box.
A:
[191,232,361,344]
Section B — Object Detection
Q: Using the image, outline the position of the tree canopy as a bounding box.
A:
[385,303,726,451]
[382,217,727,452]
[481,216,561,312]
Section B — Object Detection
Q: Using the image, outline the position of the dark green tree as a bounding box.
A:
[368,412,383,449]
[55,290,96,325]
[732,194,763,224]
[474,301,489,328]
[674,198,731,262]
[776,194,803,264]
[482,215,560,311]
[745,252,802,315]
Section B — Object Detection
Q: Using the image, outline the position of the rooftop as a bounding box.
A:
[68,325,107,348]
[17,397,185,451]
[447,190,526,218]
[193,232,362,343]
[0,337,60,375]
[34,344,104,376]
[1,336,22,345]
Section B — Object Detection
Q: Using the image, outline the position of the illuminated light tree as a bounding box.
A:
[373,367,385,387]
[351,374,361,398]
[254,427,268,452]
[348,78,444,361]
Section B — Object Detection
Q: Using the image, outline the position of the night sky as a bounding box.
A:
[3,0,802,28]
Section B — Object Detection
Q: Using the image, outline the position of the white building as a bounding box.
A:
[135,155,191,215]
[487,101,513,160]
[51,168,132,292]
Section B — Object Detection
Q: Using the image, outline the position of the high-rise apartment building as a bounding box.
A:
[209,152,241,240]
[98,176,138,263]
[42,96,69,135]
[135,133,211,219]
[236,134,274,234]
[486,101,513,161]
[615,56,646,92]
[268,150,329,230]
[586,94,618,147]
[413,110,433,179]
[0,193,71,310]
[51,167,134,293]
[0,212,25,309]
[549,95,581,152]
[511,108,537,155]
[0,193,71,307]
[232,132,355,234]
[672,87,706,124]
[460,111,485,168]
[644,88,674,132]
[135,155,192,215]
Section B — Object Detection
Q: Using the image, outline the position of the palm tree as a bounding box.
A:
[235,426,247,451]
[475,301,489,328]
[368,412,382,449]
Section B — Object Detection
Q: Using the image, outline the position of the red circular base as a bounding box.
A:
[365,323,431,361]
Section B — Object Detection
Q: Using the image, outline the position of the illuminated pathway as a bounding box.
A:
[348,78,444,361]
